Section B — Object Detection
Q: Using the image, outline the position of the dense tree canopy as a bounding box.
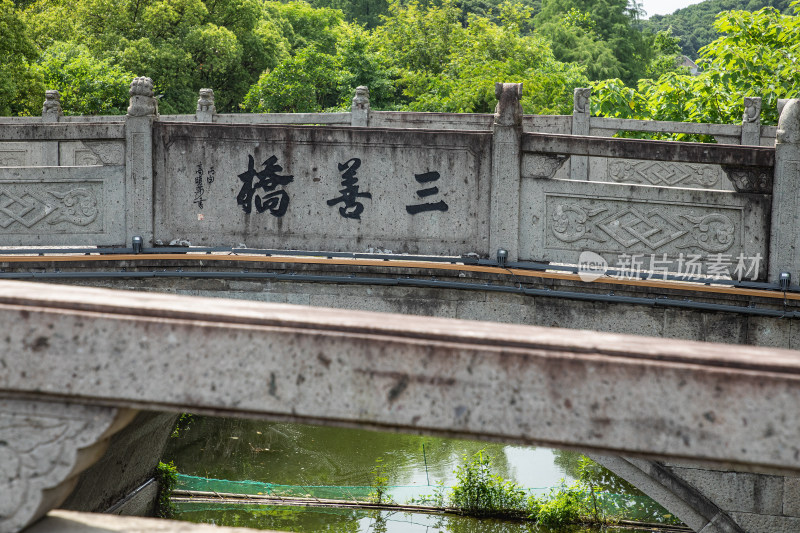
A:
[0,0,796,125]
[641,0,793,58]
[593,3,800,126]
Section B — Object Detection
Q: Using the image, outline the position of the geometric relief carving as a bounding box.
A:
[83,141,124,166]
[0,151,27,168]
[0,399,131,533]
[549,200,736,253]
[0,186,100,230]
[608,160,720,189]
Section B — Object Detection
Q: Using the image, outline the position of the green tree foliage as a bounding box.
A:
[36,42,135,115]
[0,0,42,115]
[534,0,651,84]
[374,0,586,113]
[593,3,800,126]
[641,0,793,58]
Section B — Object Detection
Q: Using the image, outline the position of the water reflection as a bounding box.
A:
[165,417,664,533]
[164,416,573,501]
[175,504,658,533]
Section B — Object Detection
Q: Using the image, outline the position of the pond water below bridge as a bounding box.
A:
[164,416,675,533]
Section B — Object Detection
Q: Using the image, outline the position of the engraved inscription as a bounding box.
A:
[608,160,720,188]
[549,199,737,253]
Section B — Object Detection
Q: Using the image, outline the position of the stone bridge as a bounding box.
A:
[1,79,800,533]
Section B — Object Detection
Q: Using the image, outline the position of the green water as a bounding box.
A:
[164,416,673,532]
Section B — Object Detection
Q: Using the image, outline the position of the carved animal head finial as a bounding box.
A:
[42,90,63,120]
[352,86,370,109]
[743,97,761,124]
[573,88,591,114]
[127,77,158,117]
[197,88,216,113]
[494,82,523,127]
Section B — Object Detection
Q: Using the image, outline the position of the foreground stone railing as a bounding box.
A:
[1,79,797,284]
[1,280,800,532]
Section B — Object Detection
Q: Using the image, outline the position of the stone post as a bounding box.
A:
[351,86,370,127]
[741,97,761,146]
[41,90,62,166]
[768,99,800,283]
[195,88,216,122]
[125,77,157,246]
[489,82,523,262]
[570,87,591,180]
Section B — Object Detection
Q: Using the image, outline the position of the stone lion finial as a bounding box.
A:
[42,90,63,121]
[494,82,523,127]
[197,88,215,112]
[127,77,158,117]
[743,97,761,124]
[573,88,591,114]
[196,88,216,122]
[352,86,369,111]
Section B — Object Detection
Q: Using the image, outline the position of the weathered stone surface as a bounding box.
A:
[25,510,270,532]
[784,476,800,517]
[152,123,491,255]
[669,466,784,515]
[590,455,742,533]
[60,412,177,515]
[769,98,800,282]
[592,158,732,191]
[0,399,137,533]
[0,166,125,246]
[727,512,800,533]
[490,82,523,260]
[520,176,770,277]
[570,88,590,181]
[1,280,800,473]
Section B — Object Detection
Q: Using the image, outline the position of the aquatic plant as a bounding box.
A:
[368,457,392,504]
[156,461,179,518]
[449,450,527,518]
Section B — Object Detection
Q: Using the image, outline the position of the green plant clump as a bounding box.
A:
[368,457,391,504]
[450,450,527,518]
[156,460,179,518]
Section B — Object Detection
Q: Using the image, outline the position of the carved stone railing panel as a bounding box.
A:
[153,123,492,256]
[520,178,770,279]
[0,399,136,533]
[58,141,125,167]
[0,166,125,245]
[588,158,735,191]
[0,145,41,168]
